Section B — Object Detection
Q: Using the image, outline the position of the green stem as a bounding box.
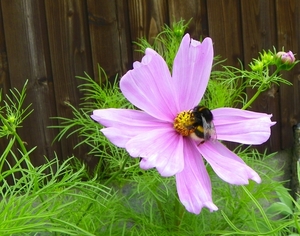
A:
[242,67,281,110]
[0,113,29,159]
[241,86,264,110]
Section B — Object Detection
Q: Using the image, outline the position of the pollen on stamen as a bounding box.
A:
[173,110,195,136]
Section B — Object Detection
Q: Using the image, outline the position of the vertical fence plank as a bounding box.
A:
[1,0,60,165]
[0,3,11,153]
[45,0,93,163]
[206,0,247,152]
[127,0,169,61]
[87,0,132,81]
[0,3,9,94]
[116,0,133,74]
[207,0,243,68]
[276,0,300,149]
[167,0,208,39]
[241,0,279,152]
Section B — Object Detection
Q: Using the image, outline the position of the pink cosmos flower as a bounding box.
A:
[91,34,275,214]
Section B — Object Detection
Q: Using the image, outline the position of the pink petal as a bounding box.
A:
[120,48,178,122]
[126,128,184,176]
[91,109,170,148]
[175,138,218,214]
[92,109,167,128]
[172,34,214,111]
[101,127,135,148]
[199,141,261,185]
[212,108,276,144]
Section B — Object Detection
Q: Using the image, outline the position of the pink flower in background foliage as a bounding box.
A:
[91,34,275,214]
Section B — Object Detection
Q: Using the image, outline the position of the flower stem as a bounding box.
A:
[0,114,35,173]
[242,67,281,110]
[0,113,29,159]
[241,86,264,110]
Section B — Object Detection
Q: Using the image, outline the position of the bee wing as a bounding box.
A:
[201,115,217,141]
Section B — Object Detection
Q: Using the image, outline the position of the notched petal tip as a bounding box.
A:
[171,35,214,111]
[205,202,218,212]
[202,37,213,45]
[145,47,157,55]
[250,172,262,184]
[181,199,218,215]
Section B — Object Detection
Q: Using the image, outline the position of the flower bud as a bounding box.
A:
[276,51,295,64]
[173,27,184,38]
[249,60,264,72]
[7,115,16,123]
[261,52,274,64]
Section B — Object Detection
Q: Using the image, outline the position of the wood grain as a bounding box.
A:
[168,0,208,39]
[0,2,10,154]
[87,0,132,81]
[45,0,93,161]
[127,0,169,61]
[207,0,243,68]
[241,0,280,151]
[276,0,300,149]
[1,0,60,165]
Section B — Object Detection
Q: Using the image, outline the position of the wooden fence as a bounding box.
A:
[0,0,299,167]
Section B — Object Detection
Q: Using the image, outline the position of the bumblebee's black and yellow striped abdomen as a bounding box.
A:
[189,106,215,141]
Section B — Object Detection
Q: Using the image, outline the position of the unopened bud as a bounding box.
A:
[7,115,16,123]
[276,51,295,64]
[249,60,264,72]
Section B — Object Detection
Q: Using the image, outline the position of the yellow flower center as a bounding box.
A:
[173,110,195,136]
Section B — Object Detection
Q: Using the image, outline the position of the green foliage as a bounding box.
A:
[0,83,122,235]
[135,19,191,70]
[0,80,33,139]
[0,154,118,235]
[78,66,134,110]
[1,20,300,235]
[201,58,247,109]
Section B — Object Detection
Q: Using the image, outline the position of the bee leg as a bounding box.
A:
[197,140,205,146]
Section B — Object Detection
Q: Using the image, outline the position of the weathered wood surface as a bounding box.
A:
[1,0,60,165]
[241,0,279,152]
[276,0,300,149]
[44,0,93,161]
[0,0,299,167]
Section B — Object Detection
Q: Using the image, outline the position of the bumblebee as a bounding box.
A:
[188,105,216,142]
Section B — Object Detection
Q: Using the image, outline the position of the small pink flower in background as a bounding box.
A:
[276,51,295,64]
[91,34,275,214]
